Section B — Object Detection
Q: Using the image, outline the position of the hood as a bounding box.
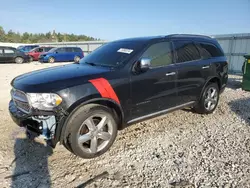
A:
[11,64,111,93]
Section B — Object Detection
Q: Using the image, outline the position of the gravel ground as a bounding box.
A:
[0,63,250,188]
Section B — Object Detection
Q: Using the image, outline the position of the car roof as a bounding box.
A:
[112,34,214,43]
[0,46,16,49]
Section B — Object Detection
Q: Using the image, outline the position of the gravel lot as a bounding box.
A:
[0,62,250,188]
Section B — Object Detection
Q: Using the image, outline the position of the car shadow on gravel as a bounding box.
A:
[227,77,242,90]
[10,138,53,188]
[228,97,250,125]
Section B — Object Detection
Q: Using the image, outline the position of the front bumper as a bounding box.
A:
[38,57,48,63]
[9,100,65,147]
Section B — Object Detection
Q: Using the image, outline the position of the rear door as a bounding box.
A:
[3,48,16,62]
[66,47,75,61]
[173,40,204,105]
[130,40,178,119]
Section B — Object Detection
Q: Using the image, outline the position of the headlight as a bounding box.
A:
[27,93,62,111]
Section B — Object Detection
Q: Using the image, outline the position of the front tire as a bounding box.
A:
[65,104,118,159]
[15,57,24,64]
[194,82,219,114]
[48,57,55,63]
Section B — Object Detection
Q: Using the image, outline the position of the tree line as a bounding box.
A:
[0,26,99,43]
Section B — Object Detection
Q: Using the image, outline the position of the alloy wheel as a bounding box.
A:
[204,87,218,111]
[77,114,114,154]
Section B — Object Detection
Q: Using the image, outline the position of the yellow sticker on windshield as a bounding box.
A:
[248,59,250,63]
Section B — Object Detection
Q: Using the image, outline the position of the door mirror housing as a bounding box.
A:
[139,58,151,72]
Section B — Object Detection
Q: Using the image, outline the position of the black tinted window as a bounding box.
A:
[37,48,43,52]
[196,42,223,58]
[142,42,173,67]
[174,41,201,63]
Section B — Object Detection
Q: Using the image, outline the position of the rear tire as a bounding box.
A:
[74,56,81,63]
[48,57,55,63]
[194,82,219,114]
[65,104,118,159]
[15,57,24,64]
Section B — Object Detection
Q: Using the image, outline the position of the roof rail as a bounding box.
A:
[166,34,212,39]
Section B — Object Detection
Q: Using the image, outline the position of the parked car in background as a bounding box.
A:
[28,46,55,61]
[9,34,228,159]
[0,46,30,63]
[38,47,84,63]
[17,45,39,53]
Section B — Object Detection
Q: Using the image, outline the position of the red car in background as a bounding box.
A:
[28,46,55,61]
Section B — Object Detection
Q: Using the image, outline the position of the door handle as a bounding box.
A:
[202,65,210,69]
[165,72,176,76]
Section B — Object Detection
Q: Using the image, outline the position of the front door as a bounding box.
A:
[130,41,178,120]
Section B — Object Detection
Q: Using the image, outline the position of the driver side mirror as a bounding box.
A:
[139,58,151,72]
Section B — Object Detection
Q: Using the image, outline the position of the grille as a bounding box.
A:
[12,89,31,113]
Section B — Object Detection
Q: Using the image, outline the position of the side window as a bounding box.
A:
[37,48,43,52]
[0,49,3,54]
[45,47,52,52]
[74,48,82,52]
[174,41,201,63]
[57,48,66,53]
[65,48,73,52]
[197,42,223,58]
[4,49,15,54]
[141,41,173,67]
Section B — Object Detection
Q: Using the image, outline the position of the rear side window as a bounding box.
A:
[141,41,173,67]
[73,48,82,52]
[174,41,201,63]
[4,49,15,54]
[196,42,224,58]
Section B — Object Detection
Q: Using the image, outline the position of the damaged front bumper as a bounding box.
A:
[9,100,66,147]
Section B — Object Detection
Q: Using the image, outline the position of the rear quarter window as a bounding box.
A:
[73,48,82,52]
[196,42,224,58]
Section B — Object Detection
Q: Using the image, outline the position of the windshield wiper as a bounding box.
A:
[85,62,97,66]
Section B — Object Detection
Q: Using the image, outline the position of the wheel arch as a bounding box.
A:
[58,97,125,144]
[199,76,221,100]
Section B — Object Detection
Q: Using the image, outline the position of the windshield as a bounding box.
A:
[48,48,57,52]
[79,41,145,67]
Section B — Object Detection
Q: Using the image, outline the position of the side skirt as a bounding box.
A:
[127,101,196,125]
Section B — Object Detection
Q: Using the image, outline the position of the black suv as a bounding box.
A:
[0,46,30,64]
[9,34,228,158]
